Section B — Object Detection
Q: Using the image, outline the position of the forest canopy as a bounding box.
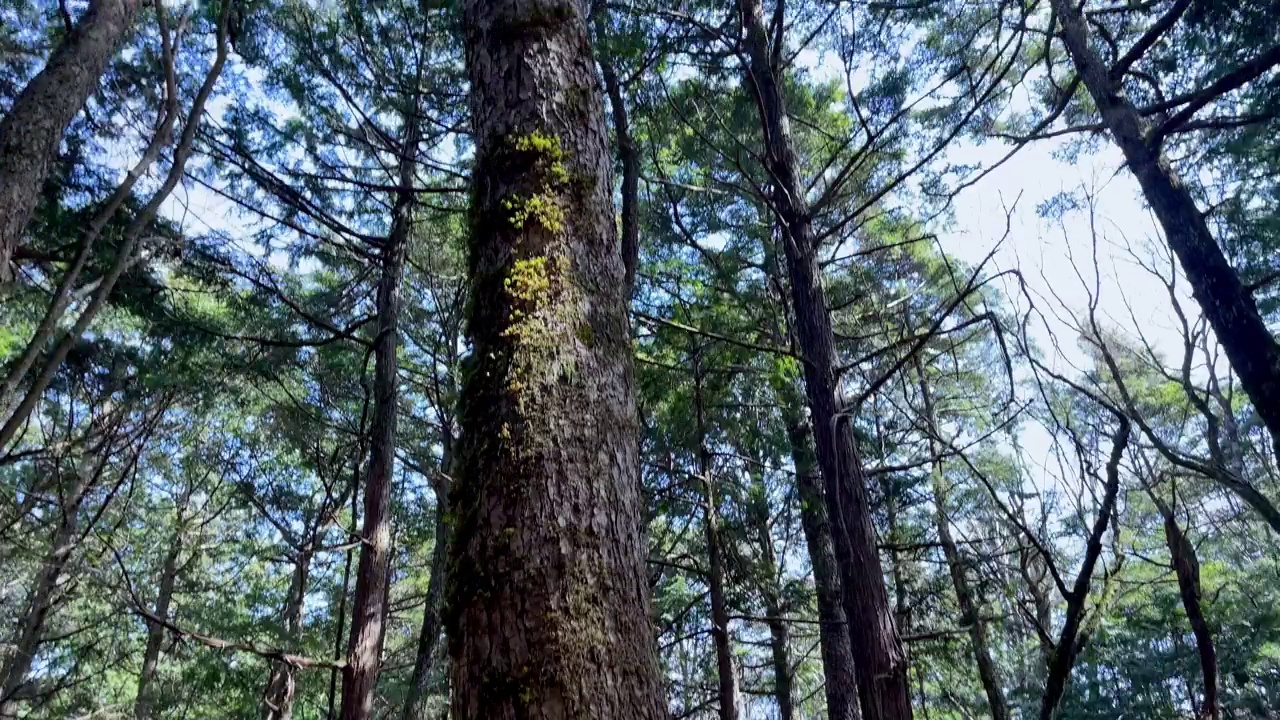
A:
[1,0,1279,718]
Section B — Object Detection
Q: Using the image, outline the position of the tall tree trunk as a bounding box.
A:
[1050,0,1280,457]
[915,363,1009,720]
[1149,489,1219,720]
[737,1,912,717]
[693,347,741,720]
[0,0,143,283]
[339,116,417,720]
[748,486,794,720]
[402,427,454,720]
[135,514,186,720]
[446,0,668,717]
[0,460,96,718]
[262,546,315,720]
[787,419,861,720]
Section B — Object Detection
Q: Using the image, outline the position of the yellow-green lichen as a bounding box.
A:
[503,132,570,232]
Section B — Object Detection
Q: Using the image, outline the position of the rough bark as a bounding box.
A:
[1050,0,1280,457]
[339,116,416,720]
[1150,490,1219,720]
[0,3,230,453]
[787,420,861,720]
[0,0,144,283]
[446,0,668,717]
[738,1,912,717]
[0,1,179,414]
[402,428,454,720]
[135,513,186,720]
[1040,420,1130,720]
[693,348,741,720]
[916,365,1009,720]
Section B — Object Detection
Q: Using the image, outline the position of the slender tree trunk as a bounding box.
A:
[738,1,912,717]
[1050,0,1280,457]
[915,363,1009,720]
[748,488,794,720]
[135,518,185,720]
[1150,489,1219,720]
[402,428,454,720]
[787,419,861,720]
[262,546,315,720]
[446,0,668,717]
[339,115,417,720]
[598,49,639,290]
[0,461,96,718]
[1040,421,1130,720]
[693,348,741,720]
[0,0,143,283]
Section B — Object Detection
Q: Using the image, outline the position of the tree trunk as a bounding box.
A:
[0,460,95,718]
[339,115,416,720]
[0,4,230,454]
[402,428,454,720]
[738,1,913,717]
[916,364,1009,720]
[446,0,668,717]
[135,517,185,720]
[693,348,741,720]
[787,420,861,720]
[748,486,794,720]
[262,547,315,720]
[0,0,143,283]
[1150,489,1219,720]
[1039,421,1129,720]
[1050,0,1280,457]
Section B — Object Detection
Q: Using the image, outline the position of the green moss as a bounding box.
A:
[575,322,595,348]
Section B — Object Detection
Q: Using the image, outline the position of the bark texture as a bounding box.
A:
[748,491,794,720]
[0,0,143,282]
[0,461,95,718]
[1051,0,1280,457]
[262,547,314,720]
[446,1,668,718]
[738,1,912,717]
[339,117,416,719]
[787,420,861,720]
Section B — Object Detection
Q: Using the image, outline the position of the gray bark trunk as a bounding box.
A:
[262,547,314,720]
[0,460,96,718]
[693,348,740,720]
[446,0,668,716]
[0,0,143,283]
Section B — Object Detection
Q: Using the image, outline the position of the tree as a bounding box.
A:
[444,1,668,717]
[0,0,144,283]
